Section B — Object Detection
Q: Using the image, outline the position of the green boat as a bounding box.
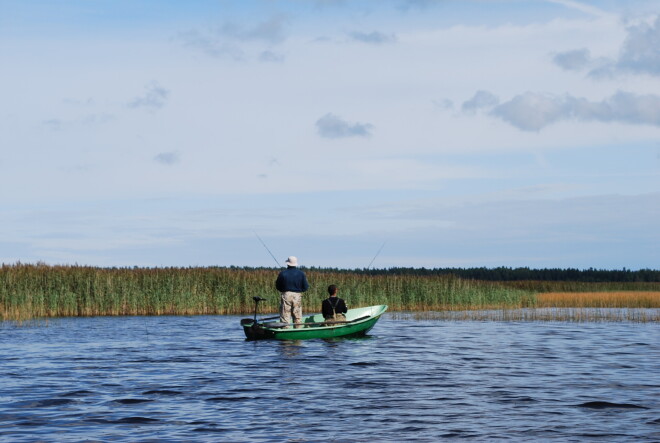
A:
[241,298,388,340]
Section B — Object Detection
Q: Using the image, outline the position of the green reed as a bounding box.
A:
[1,263,657,321]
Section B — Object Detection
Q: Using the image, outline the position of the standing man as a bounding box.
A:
[275,256,309,328]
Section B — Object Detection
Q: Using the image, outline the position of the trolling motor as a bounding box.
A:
[240,296,288,334]
[241,296,266,327]
[252,296,266,322]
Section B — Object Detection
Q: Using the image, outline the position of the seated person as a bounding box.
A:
[322,285,348,324]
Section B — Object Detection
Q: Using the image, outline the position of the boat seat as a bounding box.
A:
[263,321,289,329]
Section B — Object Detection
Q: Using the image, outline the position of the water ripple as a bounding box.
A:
[577,401,649,409]
[0,315,658,441]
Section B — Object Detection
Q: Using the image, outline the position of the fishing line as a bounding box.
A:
[366,241,387,269]
[253,231,282,268]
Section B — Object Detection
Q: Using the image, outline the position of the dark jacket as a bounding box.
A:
[275,267,309,293]
[322,297,348,319]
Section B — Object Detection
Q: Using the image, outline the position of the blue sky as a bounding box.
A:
[1,0,658,269]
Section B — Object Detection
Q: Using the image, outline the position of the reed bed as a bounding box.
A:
[395,308,660,323]
[499,280,660,292]
[536,291,660,308]
[0,263,530,321]
[1,263,658,322]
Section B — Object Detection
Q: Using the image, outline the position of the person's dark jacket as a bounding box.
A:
[275,267,309,293]
[322,297,348,319]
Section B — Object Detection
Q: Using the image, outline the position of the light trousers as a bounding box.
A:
[280,291,303,328]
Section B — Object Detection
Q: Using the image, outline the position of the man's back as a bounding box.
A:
[275,267,309,293]
[322,297,348,319]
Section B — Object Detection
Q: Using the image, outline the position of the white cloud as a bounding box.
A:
[82,113,114,126]
[215,16,288,44]
[478,90,660,131]
[259,50,285,63]
[489,92,570,131]
[348,31,397,45]
[552,48,591,71]
[553,14,660,78]
[178,29,244,60]
[316,113,374,138]
[128,82,169,111]
[462,90,500,113]
[178,16,288,61]
[617,15,660,76]
[42,119,63,131]
[154,151,180,165]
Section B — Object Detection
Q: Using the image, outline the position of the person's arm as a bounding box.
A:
[339,299,348,314]
[321,299,332,318]
[275,273,285,292]
[301,272,309,292]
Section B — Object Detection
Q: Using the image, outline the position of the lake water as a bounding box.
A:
[1,314,658,441]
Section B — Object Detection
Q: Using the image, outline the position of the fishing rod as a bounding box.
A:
[253,231,282,268]
[366,241,387,270]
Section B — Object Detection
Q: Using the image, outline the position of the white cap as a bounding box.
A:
[285,256,298,266]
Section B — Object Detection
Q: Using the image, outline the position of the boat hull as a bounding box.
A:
[242,305,388,340]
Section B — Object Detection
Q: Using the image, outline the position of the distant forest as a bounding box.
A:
[297,266,660,282]
[12,263,658,283]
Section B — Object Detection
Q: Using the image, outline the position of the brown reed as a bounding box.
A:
[536,291,660,308]
[393,307,659,322]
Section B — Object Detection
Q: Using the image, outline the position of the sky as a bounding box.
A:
[0,0,658,270]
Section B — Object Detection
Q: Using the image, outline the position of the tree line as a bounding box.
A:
[301,266,660,282]
[6,263,659,283]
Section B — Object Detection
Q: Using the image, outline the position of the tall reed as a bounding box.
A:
[1,263,658,321]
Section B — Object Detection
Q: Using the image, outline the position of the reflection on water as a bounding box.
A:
[1,315,658,441]
[277,340,303,358]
